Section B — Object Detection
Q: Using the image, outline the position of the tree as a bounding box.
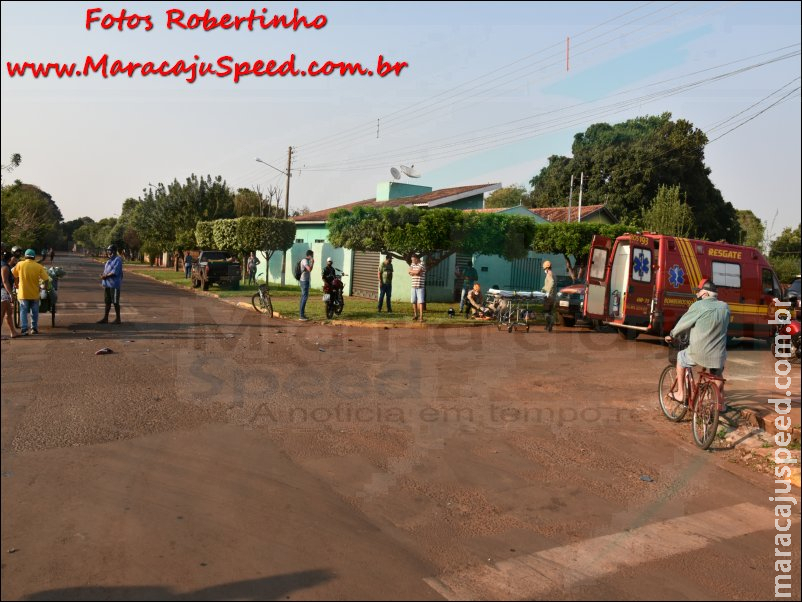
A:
[736,209,766,252]
[529,113,740,242]
[195,221,215,248]
[531,222,634,281]
[641,185,695,238]
[328,206,537,269]
[769,225,801,283]
[1,153,21,186]
[0,182,62,249]
[485,185,530,208]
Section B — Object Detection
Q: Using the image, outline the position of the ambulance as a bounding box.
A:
[583,232,782,340]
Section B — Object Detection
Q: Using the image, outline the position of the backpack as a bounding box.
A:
[294,259,303,280]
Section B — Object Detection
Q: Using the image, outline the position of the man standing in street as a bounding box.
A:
[299,249,314,321]
[98,245,123,324]
[408,254,426,322]
[378,255,393,313]
[11,248,50,335]
[542,260,556,332]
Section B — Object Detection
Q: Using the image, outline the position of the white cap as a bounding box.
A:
[326,257,332,262]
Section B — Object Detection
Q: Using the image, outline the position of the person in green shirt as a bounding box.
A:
[665,278,730,403]
[378,255,393,312]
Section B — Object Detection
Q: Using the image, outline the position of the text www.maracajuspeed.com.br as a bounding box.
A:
[6,53,409,83]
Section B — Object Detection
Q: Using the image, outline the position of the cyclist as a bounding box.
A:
[664,278,730,404]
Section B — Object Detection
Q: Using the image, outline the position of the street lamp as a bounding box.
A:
[255,156,292,286]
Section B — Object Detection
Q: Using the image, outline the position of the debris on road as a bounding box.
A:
[95,348,114,355]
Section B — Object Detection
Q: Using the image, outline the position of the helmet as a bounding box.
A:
[106,245,117,254]
[695,278,717,293]
[543,260,552,269]
[11,246,22,255]
[24,248,36,258]
[326,257,333,263]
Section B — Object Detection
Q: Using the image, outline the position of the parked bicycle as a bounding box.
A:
[251,283,273,317]
[658,335,726,449]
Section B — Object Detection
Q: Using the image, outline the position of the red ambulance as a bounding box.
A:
[583,232,782,340]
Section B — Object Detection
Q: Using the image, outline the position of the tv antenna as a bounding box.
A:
[399,164,421,178]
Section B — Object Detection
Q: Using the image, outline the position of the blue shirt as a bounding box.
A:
[103,256,123,289]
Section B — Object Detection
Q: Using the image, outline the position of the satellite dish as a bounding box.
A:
[390,167,401,180]
[400,164,421,178]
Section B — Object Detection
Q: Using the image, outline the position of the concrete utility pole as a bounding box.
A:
[255,150,293,286]
[568,174,574,222]
[578,172,584,223]
[281,146,293,286]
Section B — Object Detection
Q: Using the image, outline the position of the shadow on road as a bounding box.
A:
[23,569,334,601]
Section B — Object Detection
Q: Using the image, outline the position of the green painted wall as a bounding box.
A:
[376,182,432,201]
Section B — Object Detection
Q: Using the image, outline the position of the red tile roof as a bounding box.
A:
[294,184,499,222]
[528,204,613,222]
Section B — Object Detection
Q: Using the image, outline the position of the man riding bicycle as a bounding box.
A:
[664,278,730,404]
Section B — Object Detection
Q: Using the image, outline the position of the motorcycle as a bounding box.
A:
[322,270,347,319]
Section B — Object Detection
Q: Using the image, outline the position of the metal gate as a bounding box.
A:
[510,256,542,291]
[351,251,380,299]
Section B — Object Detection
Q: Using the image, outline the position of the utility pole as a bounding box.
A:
[280,146,293,286]
[568,174,574,222]
[578,172,584,223]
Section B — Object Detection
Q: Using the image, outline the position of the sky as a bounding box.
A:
[1,1,800,239]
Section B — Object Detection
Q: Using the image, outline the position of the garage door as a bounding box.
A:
[351,251,380,299]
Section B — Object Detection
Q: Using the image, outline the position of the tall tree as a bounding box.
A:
[769,225,801,283]
[736,209,766,252]
[529,113,740,242]
[641,185,695,238]
[1,182,62,249]
[485,185,530,208]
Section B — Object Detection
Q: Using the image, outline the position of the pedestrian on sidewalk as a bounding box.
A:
[299,250,314,321]
[184,251,193,279]
[98,245,124,324]
[378,255,393,313]
[542,260,556,332]
[1,251,21,338]
[408,254,426,322]
[11,249,50,335]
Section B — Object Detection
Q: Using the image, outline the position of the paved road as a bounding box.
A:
[2,254,799,600]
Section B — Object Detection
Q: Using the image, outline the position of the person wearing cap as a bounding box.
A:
[664,278,730,404]
[10,249,50,335]
[322,256,337,287]
[377,255,393,313]
[541,260,557,332]
[98,245,124,324]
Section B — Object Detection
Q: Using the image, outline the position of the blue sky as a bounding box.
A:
[1,1,800,239]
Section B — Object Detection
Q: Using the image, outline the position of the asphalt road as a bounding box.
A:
[2,254,799,600]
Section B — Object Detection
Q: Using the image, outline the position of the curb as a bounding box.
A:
[736,407,802,442]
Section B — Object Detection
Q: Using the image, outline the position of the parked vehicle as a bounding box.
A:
[323,269,347,319]
[556,282,586,327]
[191,251,241,291]
[583,233,782,341]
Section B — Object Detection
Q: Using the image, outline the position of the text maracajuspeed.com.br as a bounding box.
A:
[6,53,409,83]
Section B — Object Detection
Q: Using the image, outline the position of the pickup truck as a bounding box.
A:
[191,251,242,291]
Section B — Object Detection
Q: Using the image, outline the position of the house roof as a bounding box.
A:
[294,183,501,223]
[528,204,616,223]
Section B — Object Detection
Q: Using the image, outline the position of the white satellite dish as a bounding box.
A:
[400,164,421,178]
[390,167,401,180]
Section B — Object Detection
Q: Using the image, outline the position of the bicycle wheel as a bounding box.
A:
[51,304,56,327]
[251,293,273,317]
[13,296,20,329]
[658,365,688,422]
[692,382,721,450]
